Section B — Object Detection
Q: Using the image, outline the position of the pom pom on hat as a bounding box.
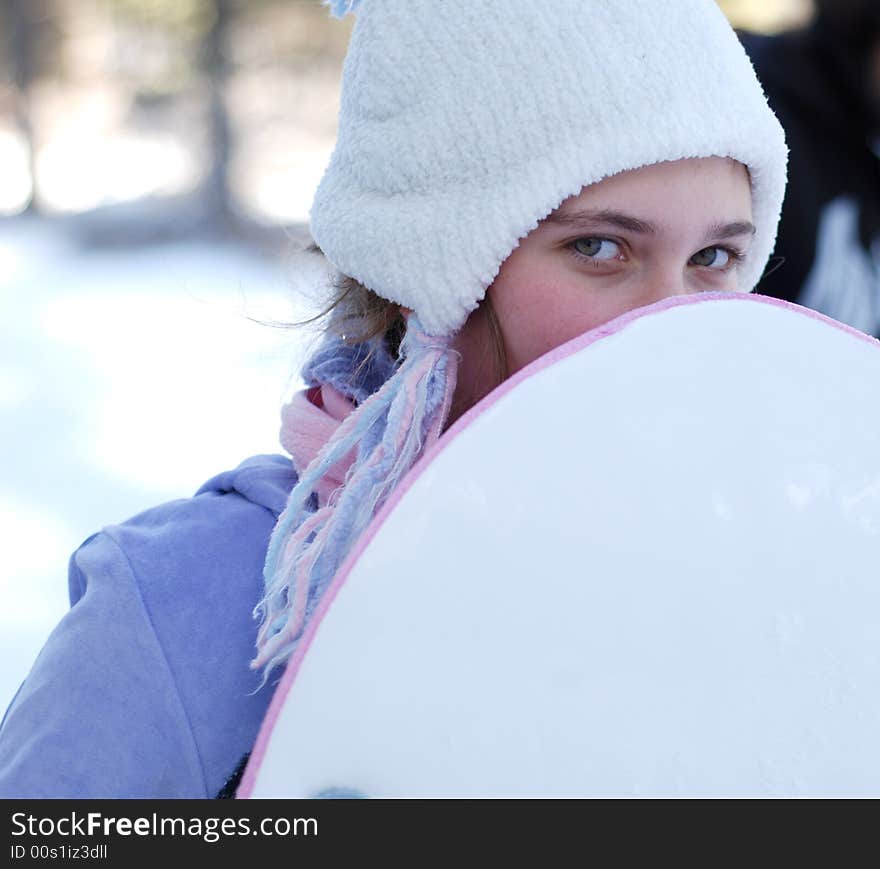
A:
[323,0,363,19]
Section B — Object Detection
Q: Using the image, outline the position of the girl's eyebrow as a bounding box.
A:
[703,220,757,242]
[545,209,657,234]
[544,209,757,242]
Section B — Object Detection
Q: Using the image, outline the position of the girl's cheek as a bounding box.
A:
[515,319,587,369]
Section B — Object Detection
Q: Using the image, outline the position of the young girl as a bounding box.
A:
[0,0,787,798]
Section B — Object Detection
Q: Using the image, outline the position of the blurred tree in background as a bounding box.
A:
[0,0,351,250]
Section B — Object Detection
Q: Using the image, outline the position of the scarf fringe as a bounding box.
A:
[252,316,458,679]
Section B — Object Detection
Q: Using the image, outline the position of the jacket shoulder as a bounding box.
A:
[0,455,297,798]
[89,454,298,792]
[71,453,297,605]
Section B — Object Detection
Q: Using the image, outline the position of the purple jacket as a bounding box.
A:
[0,454,297,798]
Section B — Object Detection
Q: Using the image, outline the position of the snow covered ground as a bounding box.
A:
[0,216,325,713]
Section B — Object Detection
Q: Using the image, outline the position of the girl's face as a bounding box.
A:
[450,156,754,420]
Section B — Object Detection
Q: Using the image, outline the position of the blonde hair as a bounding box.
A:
[321,270,509,389]
[301,242,509,386]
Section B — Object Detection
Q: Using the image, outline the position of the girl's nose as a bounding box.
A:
[644,268,691,304]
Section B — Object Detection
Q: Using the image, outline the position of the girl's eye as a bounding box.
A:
[571,237,621,261]
[690,246,733,269]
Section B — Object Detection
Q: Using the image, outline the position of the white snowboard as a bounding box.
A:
[241,293,880,798]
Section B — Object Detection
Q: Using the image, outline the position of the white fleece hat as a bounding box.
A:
[310,0,788,337]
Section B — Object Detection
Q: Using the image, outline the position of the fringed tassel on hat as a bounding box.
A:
[252,315,458,679]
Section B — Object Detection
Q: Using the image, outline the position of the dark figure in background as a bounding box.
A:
[741,1,880,336]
